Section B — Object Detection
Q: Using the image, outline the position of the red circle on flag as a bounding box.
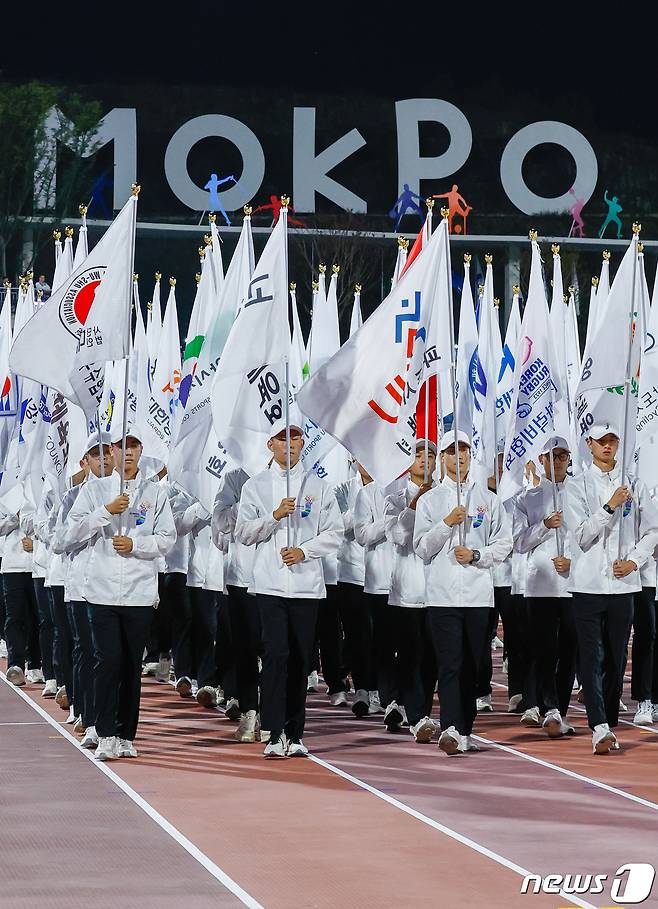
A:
[1,376,11,397]
[73,279,101,326]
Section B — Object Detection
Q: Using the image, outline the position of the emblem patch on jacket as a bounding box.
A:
[300,495,314,518]
[471,504,488,529]
[132,501,151,526]
[623,496,632,518]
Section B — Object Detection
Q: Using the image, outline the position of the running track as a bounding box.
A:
[2,653,658,909]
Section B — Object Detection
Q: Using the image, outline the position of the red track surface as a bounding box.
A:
[2,653,658,909]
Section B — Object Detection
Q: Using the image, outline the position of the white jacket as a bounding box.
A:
[354,482,393,595]
[52,482,89,602]
[414,475,512,608]
[65,470,176,606]
[0,508,33,573]
[384,480,427,608]
[514,477,572,598]
[565,463,658,595]
[235,460,342,599]
[212,468,254,589]
[172,493,223,590]
[162,482,189,574]
[334,474,366,586]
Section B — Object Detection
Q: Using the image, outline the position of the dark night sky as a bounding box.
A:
[2,7,655,137]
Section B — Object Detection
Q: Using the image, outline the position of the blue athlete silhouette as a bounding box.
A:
[389,183,424,231]
[598,189,623,239]
[204,172,237,225]
[88,170,113,218]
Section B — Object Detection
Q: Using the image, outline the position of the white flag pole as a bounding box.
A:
[440,207,464,545]
[423,199,434,484]
[281,197,291,549]
[617,224,641,560]
[548,243,563,556]
[120,185,140,495]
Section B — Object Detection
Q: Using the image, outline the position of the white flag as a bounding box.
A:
[548,249,572,438]
[349,286,363,338]
[145,280,181,461]
[10,194,136,417]
[499,239,559,501]
[210,211,291,477]
[297,217,453,486]
[289,287,308,399]
[454,258,478,444]
[72,212,89,271]
[146,274,162,368]
[52,231,74,293]
[497,286,521,441]
[391,239,408,288]
[0,285,18,472]
[471,261,502,485]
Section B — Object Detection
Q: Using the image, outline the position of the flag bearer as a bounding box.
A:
[234,420,342,758]
[414,430,512,755]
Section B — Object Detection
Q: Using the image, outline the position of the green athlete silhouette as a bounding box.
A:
[598,189,623,239]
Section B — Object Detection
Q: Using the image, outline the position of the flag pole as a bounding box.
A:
[119,185,140,495]
[547,445,561,555]
[617,224,641,561]
[441,208,464,546]
[281,196,291,549]
[96,405,105,478]
[423,200,434,484]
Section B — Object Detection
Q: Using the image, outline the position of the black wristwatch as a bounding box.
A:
[471,549,481,564]
[603,503,614,515]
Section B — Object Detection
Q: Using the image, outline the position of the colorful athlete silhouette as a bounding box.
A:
[204,172,237,225]
[598,189,623,239]
[432,184,472,234]
[389,184,424,231]
[88,170,113,218]
[252,195,306,227]
[568,187,586,237]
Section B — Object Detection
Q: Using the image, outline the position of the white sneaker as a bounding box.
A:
[461,735,480,752]
[224,697,241,720]
[215,686,226,706]
[507,693,522,713]
[287,739,309,757]
[634,700,654,726]
[65,707,77,724]
[154,657,172,682]
[142,662,159,676]
[592,723,616,754]
[368,691,384,714]
[55,686,69,710]
[258,727,271,744]
[263,733,288,758]
[0,639,7,658]
[26,668,45,684]
[196,685,218,708]
[439,726,463,755]
[542,708,563,738]
[73,716,86,734]
[477,694,493,712]
[384,701,405,731]
[95,736,118,761]
[175,676,193,698]
[351,689,370,718]
[42,679,57,698]
[236,710,258,743]
[6,665,25,686]
[80,727,99,749]
[329,691,348,707]
[652,704,658,723]
[619,698,628,713]
[502,657,508,675]
[560,720,576,736]
[491,635,504,650]
[411,716,436,743]
[307,671,320,692]
[520,706,541,727]
[116,738,138,758]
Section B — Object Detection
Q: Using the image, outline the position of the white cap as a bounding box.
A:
[588,422,619,441]
[415,438,438,455]
[110,423,144,445]
[540,435,571,456]
[84,430,113,454]
[439,429,472,452]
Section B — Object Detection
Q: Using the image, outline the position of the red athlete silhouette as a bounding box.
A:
[252,195,306,227]
[432,184,472,234]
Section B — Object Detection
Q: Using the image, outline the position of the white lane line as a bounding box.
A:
[0,672,264,909]
[307,752,597,909]
[0,720,48,726]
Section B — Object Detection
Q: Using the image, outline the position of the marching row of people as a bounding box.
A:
[2,419,657,762]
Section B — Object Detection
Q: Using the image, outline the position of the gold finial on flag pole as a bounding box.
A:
[478,284,484,297]
[633,222,642,235]
[332,264,340,275]
[484,253,493,265]
[638,242,645,254]
[209,213,217,223]
[397,237,409,250]
[79,204,88,217]
[592,276,599,287]
[198,246,205,259]
[563,294,569,305]
[426,198,435,210]
[355,283,362,293]
[602,251,611,261]
[513,285,520,295]
[440,207,450,219]
[204,233,212,246]
[551,243,560,255]
[311,280,319,292]
[568,286,575,295]
[529,229,538,241]
[243,205,253,216]
[65,226,74,238]
[464,253,472,263]
[195,273,201,284]
[131,183,141,197]
[318,264,327,274]
[133,273,139,282]
[493,298,500,308]
[290,282,297,291]
[53,229,61,242]
[37,289,43,300]
[3,279,11,288]
[169,277,176,287]
[155,271,161,282]
[280,195,290,209]
[26,270,33,282]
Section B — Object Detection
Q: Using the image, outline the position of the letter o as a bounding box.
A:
[500,121,598,215]
[164,115,265,212]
